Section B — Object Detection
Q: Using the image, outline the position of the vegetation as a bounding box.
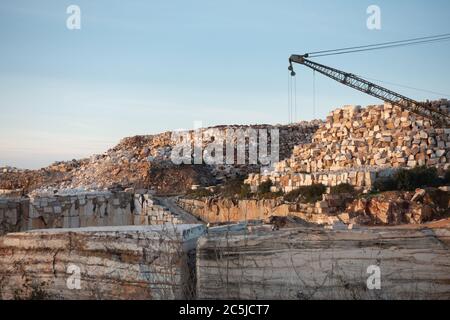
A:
[372,166,442,192]
[255,180,283,199]
[184,177,257,199]
[372,176,397,192]
[257,180,273,195]
[283,184,326,204]
[445,169,450,185]
[220,177,247,198]
[330,183,355,195]
[185,187,214,198]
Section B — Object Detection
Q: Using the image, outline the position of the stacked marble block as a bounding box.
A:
[0,197,29,234]
[133,194,183,225]
[0,191,183,235]
[28,192,135,230]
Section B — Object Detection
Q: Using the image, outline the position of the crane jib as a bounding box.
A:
[288,55,450,127]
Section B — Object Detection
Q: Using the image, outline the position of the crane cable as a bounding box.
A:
[287,71,292,123]
[313,70,316,119]
[306,33,450,58]
[294,75,297,123]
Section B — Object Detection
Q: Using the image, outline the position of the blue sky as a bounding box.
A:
[1,0,449,169]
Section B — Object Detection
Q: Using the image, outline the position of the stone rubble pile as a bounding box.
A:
[247,101,450,191]
[343,188,450,225]
[1,122,320,194]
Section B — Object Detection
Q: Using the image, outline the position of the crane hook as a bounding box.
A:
[288,64,296,77]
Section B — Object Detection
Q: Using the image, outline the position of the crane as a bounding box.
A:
[288,54,450,127]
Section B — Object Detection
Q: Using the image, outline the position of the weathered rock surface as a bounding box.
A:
[344,189,450,225]
[196,221,450,300]
[177,190,446,227]
[0,224,205,300]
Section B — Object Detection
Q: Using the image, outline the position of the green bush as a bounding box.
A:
[258,190,283,199]
[396,166,439,191]
[186,187,214,198]
[257,180,273,194]
[372,166,441,192]
[284,189,302,203]
[284,184,326,203]
[372,176,397,192]
[239,183,252,199]
[330,183,355,195]
[445,169,450,185]
[221,177,246,198]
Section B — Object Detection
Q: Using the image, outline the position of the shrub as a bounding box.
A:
[186,187,214,198]
[258,190,283,199]
[372,176,397,192]
[257,180,273,194]
[395,166,439,191]
[445,169,450,185]
[330,183,355,195]
[372,166,441,192]
[221,177,246,198]
[284,184,326,203]
[239,183,252,199]
[284,189,302,203]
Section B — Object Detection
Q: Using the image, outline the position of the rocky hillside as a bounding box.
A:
[0,122,320,195]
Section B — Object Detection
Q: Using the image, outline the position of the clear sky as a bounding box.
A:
[1,0,449,169]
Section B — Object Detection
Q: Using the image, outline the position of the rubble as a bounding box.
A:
[0,122,320,195]
[344,188,450,225]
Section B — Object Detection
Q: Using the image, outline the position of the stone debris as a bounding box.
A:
[344,189,450,225]
[0,122,320,195]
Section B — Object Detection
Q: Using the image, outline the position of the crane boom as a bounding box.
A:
[289,54,450,127]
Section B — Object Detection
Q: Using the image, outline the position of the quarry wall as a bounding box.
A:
[0,192,184,236]
[177,194,354,225]
[196,223,450,300]
[0,224,205,300]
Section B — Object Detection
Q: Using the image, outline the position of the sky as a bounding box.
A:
[0,0,449,169]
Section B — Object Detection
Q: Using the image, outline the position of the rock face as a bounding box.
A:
[0,198,29,235]
[177,194,355,226]
[196,221,450,300]
[0,192,187,236]
[0,224,205,300]
[247,102,450,192]
[344,189,450,225]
